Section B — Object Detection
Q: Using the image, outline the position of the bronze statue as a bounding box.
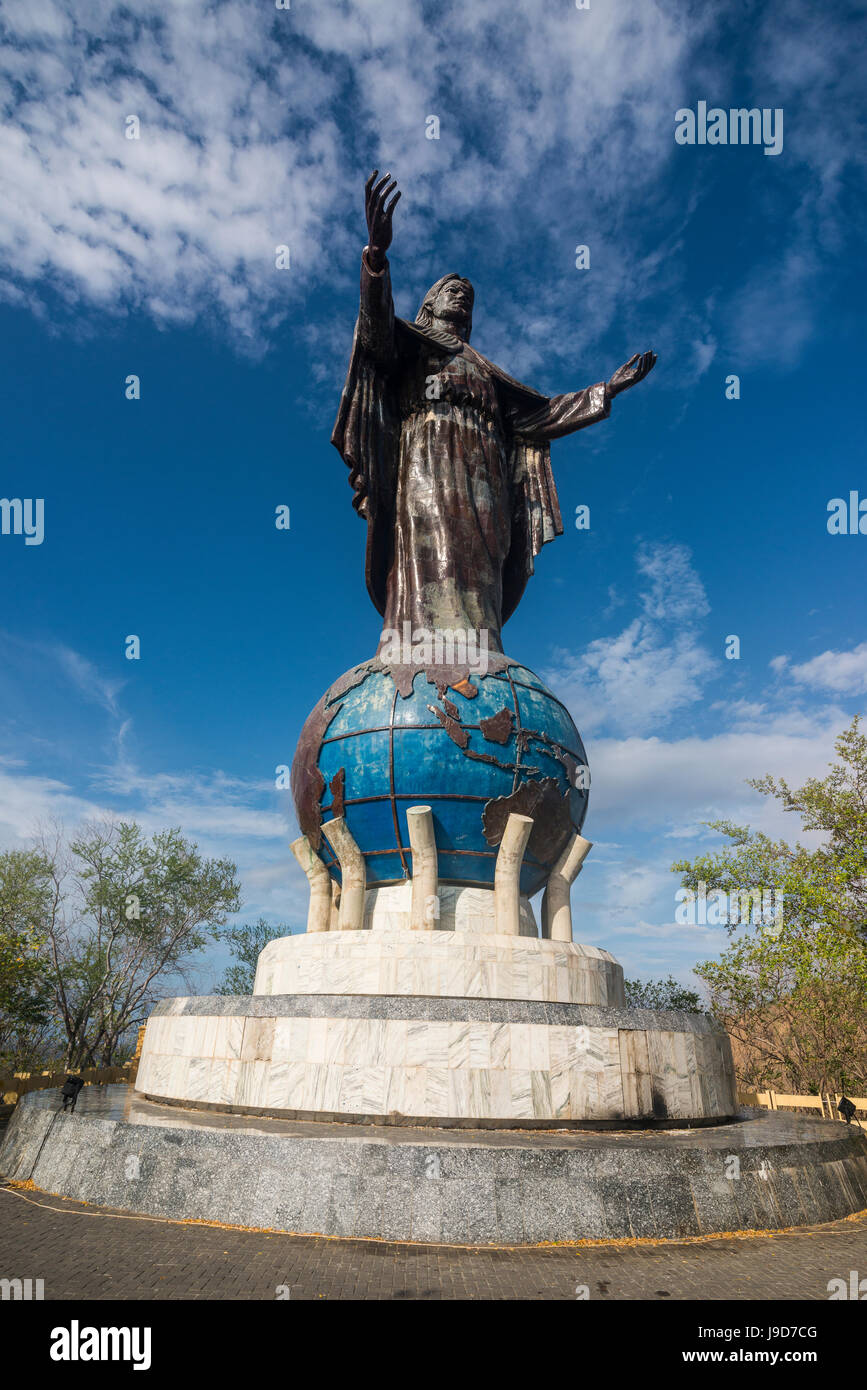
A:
[332,171,656,655]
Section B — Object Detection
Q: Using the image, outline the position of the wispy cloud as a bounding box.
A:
[52,644,124,716]
[543,542,717,736]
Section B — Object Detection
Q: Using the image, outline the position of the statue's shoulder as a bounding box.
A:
[396,318,462,355]
[463,345,547,403]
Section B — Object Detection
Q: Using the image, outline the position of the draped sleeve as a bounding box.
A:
[357,248,395,362]
[508,382,610,440]
[499,382,610,623]
[330,253,401,614]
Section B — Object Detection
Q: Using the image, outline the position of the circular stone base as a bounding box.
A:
[253,929,625,1006]
[3,1087,866,1245]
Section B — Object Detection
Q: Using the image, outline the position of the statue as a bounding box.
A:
[292,171,658,893]
[332,171,657,655]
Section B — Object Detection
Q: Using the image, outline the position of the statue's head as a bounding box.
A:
[416,273,474,341]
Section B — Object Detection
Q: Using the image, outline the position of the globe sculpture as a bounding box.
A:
[291,657,589,896]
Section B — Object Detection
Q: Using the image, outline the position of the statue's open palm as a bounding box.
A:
[608,350,657,397]
[365,171,400,270]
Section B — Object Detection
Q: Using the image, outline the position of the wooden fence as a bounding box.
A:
[1,1065,133,1109]
[738,1088,867,1130]
[1,1063,144,1117]
[1,1027,148,1113]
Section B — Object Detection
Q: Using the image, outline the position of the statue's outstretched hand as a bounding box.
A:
[365,170,401,271]
[607,350,657,398]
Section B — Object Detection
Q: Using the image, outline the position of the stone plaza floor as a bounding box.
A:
[2,1180,865,1300]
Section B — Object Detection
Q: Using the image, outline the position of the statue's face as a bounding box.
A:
[431,277,473,332]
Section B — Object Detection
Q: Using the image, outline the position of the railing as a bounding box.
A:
[738,1088,867,1130]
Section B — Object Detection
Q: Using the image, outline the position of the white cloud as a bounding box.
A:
[0,0,706,363]
[0,0,861,374]
[0,632,306,925]
[586,706,849,837]
[0,757,307,925]
[637,542,710,623]
[0,768,103,847]
[553,620,716,736]
[787,642,867,695]
[721,0,867,368]
[0,1,347,345]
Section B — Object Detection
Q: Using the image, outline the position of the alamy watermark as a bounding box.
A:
[827,491,867,534]
[1,1276,44,1300]
[675,102,783,156]
[676,881,784,932]
[827,1270,867,1299]
[1,497,44,545]
[50,1321,151,1369]
[379,622,489,676]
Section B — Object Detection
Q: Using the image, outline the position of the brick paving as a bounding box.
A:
[1,1181,865,1300]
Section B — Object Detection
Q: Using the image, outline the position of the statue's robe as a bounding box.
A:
[332,251,610,652]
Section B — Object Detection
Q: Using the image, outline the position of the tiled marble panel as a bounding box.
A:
[137,1006,735,1124]
[252,929,625,1006]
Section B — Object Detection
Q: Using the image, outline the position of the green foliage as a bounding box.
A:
[672,716,867,1093]
[0,818,242,1070]
[214,918,291,995]
[623,975,703,1013]
[0,849,57,1067]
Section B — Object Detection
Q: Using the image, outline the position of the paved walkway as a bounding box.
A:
[2,1182,865,1300]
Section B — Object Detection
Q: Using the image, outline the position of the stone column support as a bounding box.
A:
[321,817,366,931]
[290,835,332,934]
[406,805,439,930]
[542,833,593,942]
[494,813,534,935]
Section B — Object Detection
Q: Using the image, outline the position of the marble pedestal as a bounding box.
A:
[133,927,735,1127]
[3,907,759,1238]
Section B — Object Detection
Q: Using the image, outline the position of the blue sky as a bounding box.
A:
[1,0,865,992]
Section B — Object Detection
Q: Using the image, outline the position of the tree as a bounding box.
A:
[623,975,703,1013]
[214,918,291,995]
[750,715,867,945]
[0,849,58,1068]
[10,818,242,1068]
[672,716,867,1093]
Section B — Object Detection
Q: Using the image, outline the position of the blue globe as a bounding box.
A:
[291,657,589,896]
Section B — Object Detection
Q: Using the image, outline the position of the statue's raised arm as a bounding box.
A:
[355,171,400,362]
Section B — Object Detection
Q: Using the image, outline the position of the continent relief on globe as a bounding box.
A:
[290,656,589,895]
